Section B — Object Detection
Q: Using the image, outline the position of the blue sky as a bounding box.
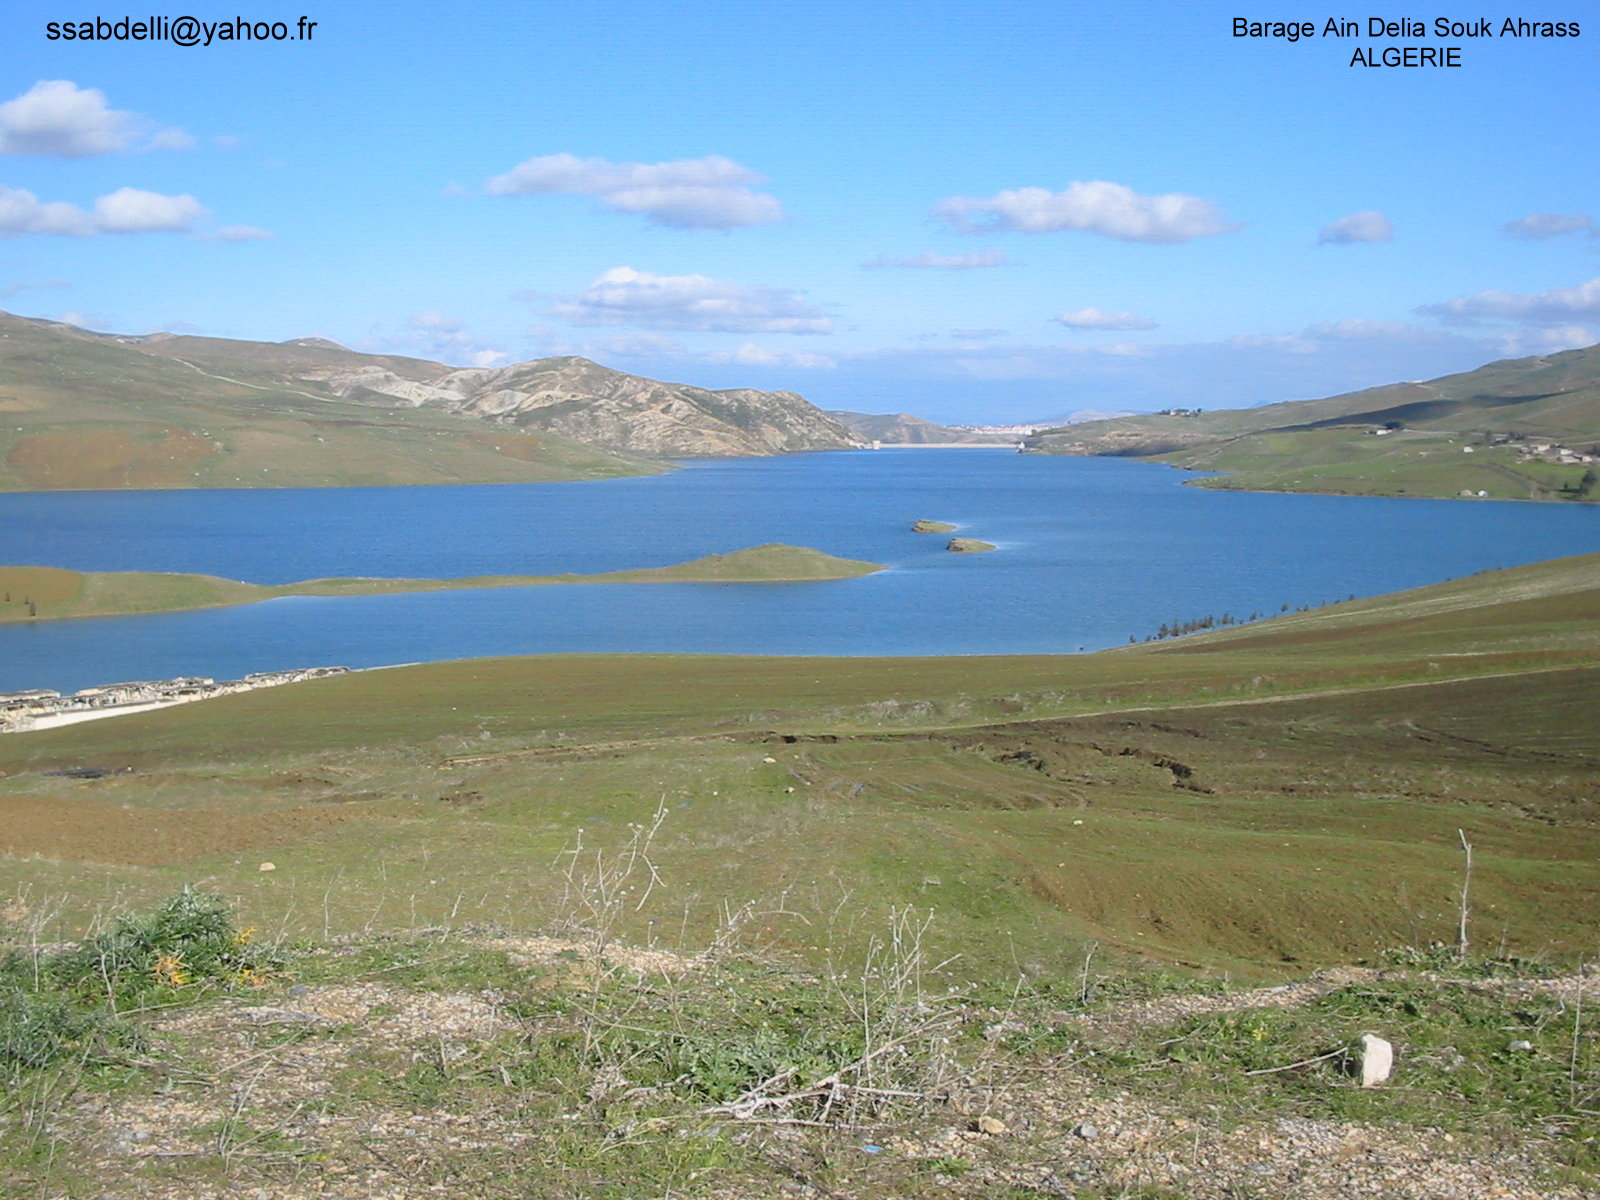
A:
[1,0,1594,422]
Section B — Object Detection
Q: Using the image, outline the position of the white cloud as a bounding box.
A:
[370,310,507,366]
[1503,212,1596,239]
[703,343,837,369]
[1302,318,1455,344]
[578,332,687,359]
[0,81,191,156]
[949,328,1007,340]
[0,278,70,299]
[409,310,463,334]
[1496,325,1597,356]
[1227,332,1318,354]
[208,225,272,242]
[0,186,96,235]
[0,185,209,236]
[147,127,197,151]
[92,187,204,232]
[486,153,784,229]
[549,267,833,333]
[831,319,1496,420]
[1419,276,1600,326]
[1318,210,1393,244]
[865,250,1009,269]
[933,180,1237,242]
[1054,307,1157,331]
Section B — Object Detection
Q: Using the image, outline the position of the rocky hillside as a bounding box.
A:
[443,357,863,456]
[128,327,861,457]
[0,312,860,490]
[826,409,1016,445]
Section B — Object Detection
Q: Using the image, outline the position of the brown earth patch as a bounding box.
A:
[7,426,214,489]
[0,795,359,865]
[0,565,82,606]
[465,429,545,460]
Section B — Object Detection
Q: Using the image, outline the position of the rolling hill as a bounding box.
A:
[826,409,1017,444]
[0,312,861,490]
[1024,343,1600,501]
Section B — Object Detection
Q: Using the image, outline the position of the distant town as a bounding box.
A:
[0,667,350,732]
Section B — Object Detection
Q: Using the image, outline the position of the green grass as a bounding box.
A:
[1099,977,1599,1168]
[1,895,1593,1200]
[1,553,1595,979]
[1026,342,1600,502]
[0,544,883,624]
[1165,428,1594,501]
[0,312,661,491]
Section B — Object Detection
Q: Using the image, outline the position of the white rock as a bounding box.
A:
[1359,1034,1394,1087]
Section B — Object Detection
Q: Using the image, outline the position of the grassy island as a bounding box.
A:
[911,518,957,533]
[0,544,883,624]
[945,537,995,553]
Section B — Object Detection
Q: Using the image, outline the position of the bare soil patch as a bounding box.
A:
[6,426,214,489]
[0,795,358,865]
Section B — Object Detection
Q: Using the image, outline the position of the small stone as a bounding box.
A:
[1508,1039,1535,1053]
[1359,1033,1394,1087]
[287,983,309,998]
[1074,1121,1099,1140]
[972,1116,1007,1136]
[257,861,276,872]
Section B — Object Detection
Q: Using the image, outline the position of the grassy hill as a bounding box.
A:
[0,545,884,624]
[0,312,656,490]
[1025,343,1600,501]
[0,311,861,490]
[3,554,1597,1197]
[3,552,1595,977]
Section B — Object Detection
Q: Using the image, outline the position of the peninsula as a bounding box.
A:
[0,544,883,624]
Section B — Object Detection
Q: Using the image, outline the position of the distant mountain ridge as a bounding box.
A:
[1024,344,1600,501]
[0,312,862,490]
[824,410,1016,444]
[120,325,862,458]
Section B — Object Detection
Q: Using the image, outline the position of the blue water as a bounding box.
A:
[1,449,1596,693]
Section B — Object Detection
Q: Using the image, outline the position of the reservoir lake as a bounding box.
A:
[1,448,1597,695]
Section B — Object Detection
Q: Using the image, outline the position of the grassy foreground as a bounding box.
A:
[0,544,883,624]
[1,553,1597,1197]
[1,551,1595,973]
[2,891,1593,1199]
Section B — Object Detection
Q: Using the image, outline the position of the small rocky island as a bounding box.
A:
[911,519,957,533]
[946,537,996,553]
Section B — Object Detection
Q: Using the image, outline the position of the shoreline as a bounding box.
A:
[0,544,884,627]
[1,666,355,734]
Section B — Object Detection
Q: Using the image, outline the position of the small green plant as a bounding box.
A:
[50,886,277,1009]
[0,980,142,1072]
[1,889,275,1083]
